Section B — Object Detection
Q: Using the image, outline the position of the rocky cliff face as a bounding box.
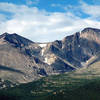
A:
[0,33,53,83]
[0,27,100,84]
[42,28,100,68]
[61,28,100,66]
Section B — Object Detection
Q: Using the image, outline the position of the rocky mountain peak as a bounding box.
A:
[80,27,100,44]
[81,27,100,33]
[0,32,9,38]
[0,33,34,48]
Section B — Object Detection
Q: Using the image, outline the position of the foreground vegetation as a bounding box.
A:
[0,71,100,100]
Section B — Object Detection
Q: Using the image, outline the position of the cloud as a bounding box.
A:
[26,0,40,5]
[80,1,100,19]
[51,4,63,8]
[0,2,100,42]
[51,1,100,19]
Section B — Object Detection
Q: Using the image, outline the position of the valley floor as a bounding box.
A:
[0,73,100,100]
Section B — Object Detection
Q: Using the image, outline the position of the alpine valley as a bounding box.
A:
[0,27,100,100]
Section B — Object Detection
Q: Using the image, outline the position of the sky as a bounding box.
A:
[0,0,100,42]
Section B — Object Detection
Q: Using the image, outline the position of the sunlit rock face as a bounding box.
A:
[80,28,100,44]
[62,28,100,67]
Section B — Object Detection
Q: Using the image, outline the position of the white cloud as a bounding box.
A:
[51,4,63,8]
[26,0,40,5]
[80,1,100,18]
[0,2,100,42]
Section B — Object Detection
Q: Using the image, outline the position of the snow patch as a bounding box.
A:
[41,49,45,56]
[81,62,86,67]
[39,43,47,48]
[44,58,48,63]
[78,45,80,47]
[44,57,51,65]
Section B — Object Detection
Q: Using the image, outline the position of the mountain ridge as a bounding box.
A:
[0,27,100,84]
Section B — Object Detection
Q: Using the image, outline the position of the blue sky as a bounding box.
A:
[0,0,100,42]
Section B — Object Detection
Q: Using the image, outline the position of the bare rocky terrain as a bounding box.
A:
[0,27,100,84]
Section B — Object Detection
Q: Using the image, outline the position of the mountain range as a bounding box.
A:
[0,27,100,100]
[0,27,100,84]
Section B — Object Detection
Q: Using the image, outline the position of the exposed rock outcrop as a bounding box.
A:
[0,27,100,84]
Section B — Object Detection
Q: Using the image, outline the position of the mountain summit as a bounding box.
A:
[0,27,100,84]
[0,33,33,48]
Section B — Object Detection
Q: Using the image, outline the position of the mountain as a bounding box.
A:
[0,33,53,83]
[41,27,100,69]
[0,27,100,84]
[0,27,100,99]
